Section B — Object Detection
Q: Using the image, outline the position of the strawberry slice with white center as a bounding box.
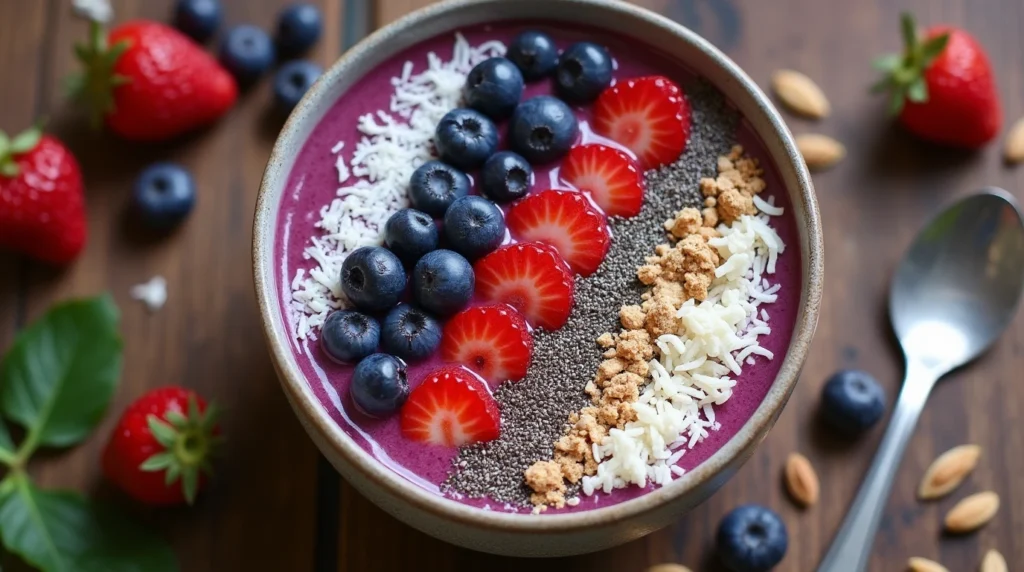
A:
[473,242,575,330]
[559,144,645,218]
[440,304,533,385]
[401,366,501,447]
[592,75,690,170]
[505,189,611,276]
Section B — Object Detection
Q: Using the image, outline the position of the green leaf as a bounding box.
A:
[888,91,906,115]
[907,78,929,102]
[0,477,177,572]
[900,12,918,49]
[10,127,41,154]
[146,416,177,448]
[0,132,9,156]
[0,295,122,455]
[139,452,176,472]
[921,33,950,63]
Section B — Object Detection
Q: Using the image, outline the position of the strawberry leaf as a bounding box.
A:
[9,127,41,154]
[0,476,177,571]
[0,295,122,456]
[0,132,9,156]
[146,416,177,448]
[907,78,928,103]
[921,34,951,64]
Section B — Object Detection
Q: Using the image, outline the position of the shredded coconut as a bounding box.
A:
[130,276,168,313]
[288,35,505,339]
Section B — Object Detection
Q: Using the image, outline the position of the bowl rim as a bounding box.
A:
[253,0,823,533]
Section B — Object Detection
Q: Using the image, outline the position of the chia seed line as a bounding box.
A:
[444,82,739,505]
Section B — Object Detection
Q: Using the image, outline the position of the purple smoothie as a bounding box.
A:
[273,22,802,513]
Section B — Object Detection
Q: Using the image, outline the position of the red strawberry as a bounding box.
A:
[505,189,611,276]
[401,366,501,447]
[473,242,575,330]
[560,144,645,217]
[71,21,237,142]
[440,304,533,385]
[103,386,220,506]
[0,126,87,264]
[873,13,1000,148]
[592,76,690,170]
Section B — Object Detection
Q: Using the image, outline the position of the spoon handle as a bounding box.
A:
[816,360,938,572]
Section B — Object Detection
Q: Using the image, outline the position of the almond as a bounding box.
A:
[772,70,831,119]
[647,565,692,572]
[908,557,949,572]
[784,452,819,507]
[980,549,1007,572]
[1005,117,1024,163]
[795,134,845,170]
[918,444,981,500]
[944,491,1000,533]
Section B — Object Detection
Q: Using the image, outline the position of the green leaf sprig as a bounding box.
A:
[0,295,177,571]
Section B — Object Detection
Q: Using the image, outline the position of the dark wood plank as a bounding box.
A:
[333,0,1024,569]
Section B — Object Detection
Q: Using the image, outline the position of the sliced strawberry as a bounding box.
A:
[440,304,533,385]
[473,242,575,330]
[400,366,501,447]
[592,76,690,170]
[505,189,611,276]
[560,144,645,217]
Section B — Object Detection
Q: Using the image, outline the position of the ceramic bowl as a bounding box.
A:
[254,0,822,557]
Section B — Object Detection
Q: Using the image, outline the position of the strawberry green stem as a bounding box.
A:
[871,12,950,115]
[68,21,131,128]
[0,124,43,178]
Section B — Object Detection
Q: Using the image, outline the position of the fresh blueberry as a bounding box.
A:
[219,25,275,85]
[717,505,789,572]
[340,246,406,313]
[132,163,196,229]
[508,96,579,164]
[350,353,408,417]
[412,250,474,317]
[408,160,470,217]
[320,310,379,363]
[384,209,439,266]
[480,151,533,203]
[380,304,442,362]
[275,3,323,56]
[173,0,222,42]
[821,369,887,436]
[443,196,506,261]
[555,42,613,103]
[506,30,558,81]
[464,57,524,120]
[434,108,498,171]
[273,60,323,112]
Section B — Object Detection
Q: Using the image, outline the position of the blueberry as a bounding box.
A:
[132,163,196,229]
[434,108,498,171]
[555,42,613,103]
[219,25,275,85]
[480,151,533,203]
[443,196,506,261]
[506,30,558,81]
[384,209,438,266]
[717,505,788,572]
[273,60,323,112]
[340,246,406,313]
[173,0,222,42]
[276,3,323,56]
[381,304,442,362]
[508,96,579,164]
[464,57,524,120]
[320,310,379,363]
[821,370,887,436]
[350,353,408,417]
[408,160,470,217]
[412,250,474,317]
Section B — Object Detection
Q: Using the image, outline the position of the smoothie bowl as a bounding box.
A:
[254,0,822,557]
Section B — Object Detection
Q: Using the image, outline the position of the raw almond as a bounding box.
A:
[980,549,1007,572]
[908,557,949,572]
[1005,117,1024,163]
[772,70,831,119]
[918,444,981,500]
[944,491,1000,533]
[795,134,845,170]
[647,565,692,572]
[784,452,820,507]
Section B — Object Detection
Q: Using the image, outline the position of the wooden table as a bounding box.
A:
[0,0,1020,570]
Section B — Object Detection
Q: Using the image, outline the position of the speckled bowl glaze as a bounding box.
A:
[254,0,822,557]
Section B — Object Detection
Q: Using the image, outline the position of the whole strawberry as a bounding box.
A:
[103,386,220,506]
[0,126,87,264]
[873,13,1001,148]
[72,21,237,142]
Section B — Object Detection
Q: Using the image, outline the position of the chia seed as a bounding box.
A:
[443,82,739,505]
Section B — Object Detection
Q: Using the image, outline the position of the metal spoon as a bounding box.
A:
[817,188,1024,572]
